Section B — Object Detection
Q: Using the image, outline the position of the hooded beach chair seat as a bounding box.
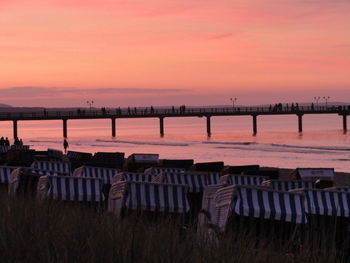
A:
[152,172,210,193]
[144,167,186,175]
[220,174,267,186]
[8,167,57,197]
[0,165,21,184]
[108,181,190,217]
[37,176,104,203]
[112,172,154,184]
[73,166,121,185]
[198,184,224,228]
[262,179,315,191]
[214,185,307,231]
[31,160,71,174]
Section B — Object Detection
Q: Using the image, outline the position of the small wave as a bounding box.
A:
[270,143,350,152]
[203,141,256,146]
[30,140,62,144]
[96,139,189,147]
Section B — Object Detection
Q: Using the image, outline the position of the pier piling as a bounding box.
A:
[13,120,18,139]
[63,119,68,138]
[252,115,257,135]
[206,116,211,137]
[298,114,303,133]
[159,117,164,136]
[111,118,116,137]
[343,115,347,132]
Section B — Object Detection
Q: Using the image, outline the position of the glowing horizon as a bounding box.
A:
[1,0,350,107]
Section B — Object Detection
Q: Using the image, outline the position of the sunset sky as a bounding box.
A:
[1,0,350,107]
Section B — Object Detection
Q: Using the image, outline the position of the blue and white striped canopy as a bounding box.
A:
[232,186,307,224]
[220,174,267,186]
[267,180,315,191]
[0,145,9,153]
[113,172,153,184]
[303,189,350,217]
[31,161,71,174]
[144,167,186,175]
[41,176,104,202]
[153,172,209,193]
[206,172,220,185]
[124,182,190,213]
[73,166,120,185]
[0,166,20,183]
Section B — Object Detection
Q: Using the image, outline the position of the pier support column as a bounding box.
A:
[343,115,347,132]
[63,119,68,138]
[252,115,257,135]
[206,116,211,137]
[297,114,303,133]
[159,117,164,137]
[13,120,18,139]
[111,118,116,137]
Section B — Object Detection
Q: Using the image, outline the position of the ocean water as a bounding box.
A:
[0,114,349,172]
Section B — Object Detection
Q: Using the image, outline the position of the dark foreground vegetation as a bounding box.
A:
[0,190,346,263]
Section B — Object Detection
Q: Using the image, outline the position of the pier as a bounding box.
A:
[1,105,349,138]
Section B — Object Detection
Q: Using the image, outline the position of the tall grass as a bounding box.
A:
[0,190,346,263]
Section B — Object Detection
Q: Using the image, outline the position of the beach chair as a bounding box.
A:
[113,172,154,184]
[152,171,215,223]
[108,181,190,221]
[73,165,121,202]
[8,167,64,197]
[290,188,350,250]
[31,160,71,174]
[208,185,307,245]
[37,176,104,206]
[220,174,267,186]
[289,168,334,181]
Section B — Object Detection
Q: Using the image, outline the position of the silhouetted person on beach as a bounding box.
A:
[63,139,69,154]
[0,137,5,145]
[5,137,10,146]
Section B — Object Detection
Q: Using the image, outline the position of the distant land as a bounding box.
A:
[0,103,12,108]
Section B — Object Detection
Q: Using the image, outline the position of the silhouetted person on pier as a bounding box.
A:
[5,137,10,146]
[291,103,295,112]
[311,103,314,111]
[127,107,131,114]
[63,139,69,154]
[150,106,154,113]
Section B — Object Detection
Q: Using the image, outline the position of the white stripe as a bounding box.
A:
[262,191,271,219]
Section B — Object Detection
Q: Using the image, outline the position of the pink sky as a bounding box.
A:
[1,0,350,107]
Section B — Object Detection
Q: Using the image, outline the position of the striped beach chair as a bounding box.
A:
[0,165,21,184]
[108,181,190,218]
[220,174,267,186]
[31,161,71,174]
[262,180,315,191]
[113,172,154,184]
[144,167,186,175]
[73,166,121,185]
[198,184,224,229]
[37,176,104,203]
[8,168,56,197]
[214,185,307,231]
[152,172,210,193]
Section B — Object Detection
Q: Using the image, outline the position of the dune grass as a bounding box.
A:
[0,189,347,263]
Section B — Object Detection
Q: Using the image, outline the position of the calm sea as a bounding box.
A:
[1,114,349,172]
